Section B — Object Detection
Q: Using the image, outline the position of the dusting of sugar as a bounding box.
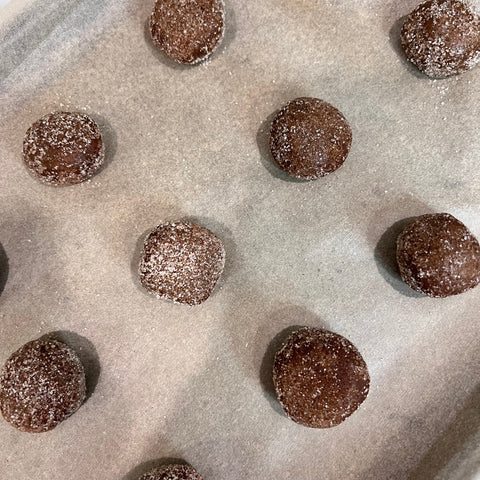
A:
[22,111,104,185]
[149,0,225,65]
[269,97,352,180]
[0,339,86,433]
[138,222,226,306]
[397,213,480,297]
[139,464,203,480]
[401,0,480,78]
[273,327,370,429]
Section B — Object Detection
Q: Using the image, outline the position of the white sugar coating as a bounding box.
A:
[273,327,370,429]
[139,464,203,480]
[401,0,480,78]
[463,0,480,14]
[23,111,105,185]
[0,339,86,433]
[396,213,480,297]
[138,222,226,305]
[269,97,352,180]
[149,0,225,64]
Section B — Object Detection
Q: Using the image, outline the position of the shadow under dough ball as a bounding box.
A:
[273,327,370,428]
[149,0,225,64]
[396,213,480,297]
[269,97,352,180]
[138,465,203,480]
[138,222,226,305]
[23,111,105,185]
[0,338,86,433]
[401,0,480,78]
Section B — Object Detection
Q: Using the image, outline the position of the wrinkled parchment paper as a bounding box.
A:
[0,1,479,479]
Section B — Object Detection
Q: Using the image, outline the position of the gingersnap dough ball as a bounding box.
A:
[0,338,86,433]
[138,222,226,305]
[401,0,480,78]
[269,97,352,180]
[273,327,370,428]
[396,213,480,297]
[138,464,203,480]
[23,111,105,185]
[149,0,225,64]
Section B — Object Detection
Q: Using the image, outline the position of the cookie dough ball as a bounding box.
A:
[401,0,480,78]
[149,0,225,64]
[269,97,352,180]
[139,465,203,480]
[396,213,480,297]
[0,338,86,432]
[273,327,369,428]
[138,222,226,305]
[23,111,104,185]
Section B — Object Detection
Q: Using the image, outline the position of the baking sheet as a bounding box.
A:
[0,0,479,479]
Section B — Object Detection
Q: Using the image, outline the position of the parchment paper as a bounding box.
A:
[0,1,479,479]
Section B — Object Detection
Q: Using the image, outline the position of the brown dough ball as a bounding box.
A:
[138,465,203,480]
[23,111,104,185]
[0,338,86,433]
[149,0,225,64]
[396,213,480,297]
[269,97,352,180]
[401,0,480,78]
[138,222,226,305]
[273,327,370,429]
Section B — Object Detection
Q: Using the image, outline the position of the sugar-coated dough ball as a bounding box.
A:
[23,111,105,185]
[269,97,352,180]
[401,0,480,78]
[138,465,203,480]
[0,338,86,433]
[273,327,370,428]
[396,213,480,297]
[149,0,225,64]
[138,222,226,305]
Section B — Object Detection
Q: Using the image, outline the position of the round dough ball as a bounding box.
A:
[138,465,203,480]
[273,327,370,428]
[149,0,225,64]
[0,338,86,433]
[396,213,480,297]
[138,222,226,305]
[23,111,104,185]
[269,97,352,180]
[401,0,480,78]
